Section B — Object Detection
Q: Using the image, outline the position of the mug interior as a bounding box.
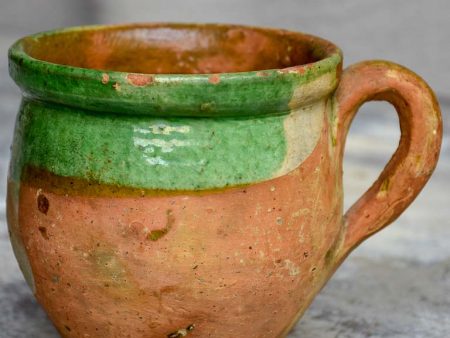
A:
[21,23,336,74]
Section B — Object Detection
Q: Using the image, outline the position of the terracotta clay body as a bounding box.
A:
[7,24,442,337]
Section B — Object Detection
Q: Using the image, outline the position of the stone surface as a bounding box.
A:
[1,1,449,337]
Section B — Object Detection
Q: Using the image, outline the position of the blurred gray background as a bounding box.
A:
[0,1,449,337]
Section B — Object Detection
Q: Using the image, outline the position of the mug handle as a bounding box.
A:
[333,60,442,260]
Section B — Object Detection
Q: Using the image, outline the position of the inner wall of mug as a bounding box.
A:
[21,24,333,74]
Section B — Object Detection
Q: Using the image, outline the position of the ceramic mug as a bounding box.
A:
[7,23,442,338]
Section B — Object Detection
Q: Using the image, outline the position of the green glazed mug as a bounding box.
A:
[7,23,442,337]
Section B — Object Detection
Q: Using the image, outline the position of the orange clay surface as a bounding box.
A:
[12,124,343,338]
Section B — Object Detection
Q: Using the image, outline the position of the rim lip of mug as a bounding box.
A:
[8,22,343,117]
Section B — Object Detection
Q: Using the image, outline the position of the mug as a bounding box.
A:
[7,23,442,338]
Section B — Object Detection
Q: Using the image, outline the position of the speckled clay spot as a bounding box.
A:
[101,73,109,84]
[37,193,49,215]
[127,74,154,86]
[208,74,220,84]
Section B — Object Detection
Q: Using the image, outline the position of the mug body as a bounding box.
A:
[7,23,343,337]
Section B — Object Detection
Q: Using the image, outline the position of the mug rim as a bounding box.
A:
[9,23,343,117]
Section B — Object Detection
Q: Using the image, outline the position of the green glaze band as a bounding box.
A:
[8,23,341,190]
[12,100,290,190]
[9,24,341,117]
